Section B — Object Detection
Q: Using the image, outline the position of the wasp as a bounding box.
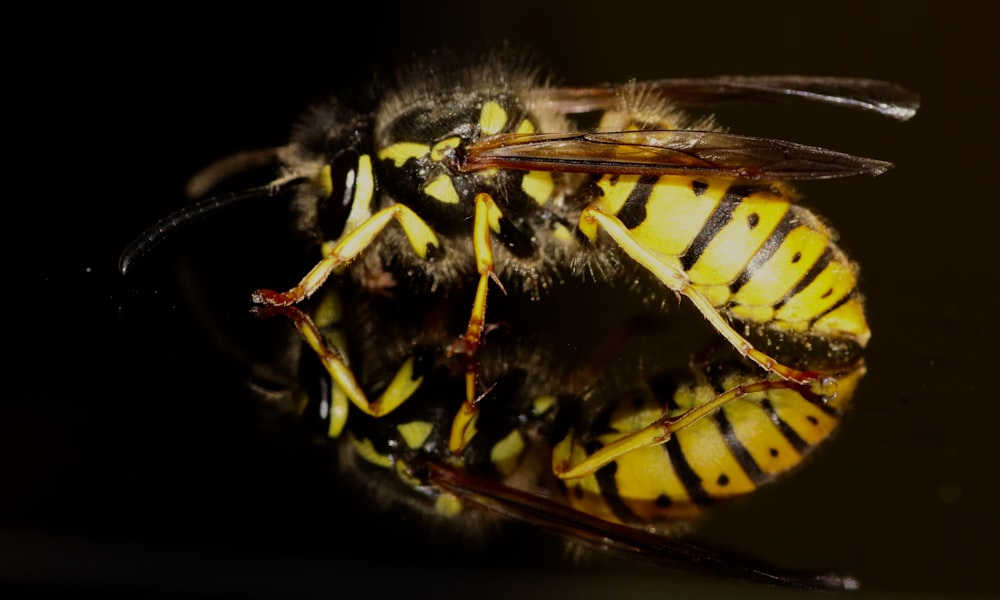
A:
[120,50,916,467]
[254,271,865,591]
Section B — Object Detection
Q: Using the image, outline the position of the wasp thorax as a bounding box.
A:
[373,91,560,242]
[119,52,917,592]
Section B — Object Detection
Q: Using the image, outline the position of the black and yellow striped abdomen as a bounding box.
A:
[591,174,869,345]
[555,365,864,526]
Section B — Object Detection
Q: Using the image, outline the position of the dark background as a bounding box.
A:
[8,2,997,598]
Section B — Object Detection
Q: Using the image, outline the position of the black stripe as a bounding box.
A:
[760,399,810,454]
[808,287,860,332]
[648,373,681,412]
[813,395,840,418]
[665,436,712,505]
[714,409,767,485]
[729,210,799,293]
[680,185,752,271]
[774,246,833,310]
[593,460,642,524]
[617,175,659,229]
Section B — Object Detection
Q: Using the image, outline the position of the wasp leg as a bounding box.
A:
[556,378,803,479]
[252,204,440,306]
[579,206,822,385]
[255,304,425,426]
[448,192,505,453]
[308,292,352,438]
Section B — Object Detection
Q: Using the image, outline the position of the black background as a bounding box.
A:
[8,2,998,598]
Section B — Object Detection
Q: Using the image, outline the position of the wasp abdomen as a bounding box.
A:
[593,174,869,344]
[557,365,863,526]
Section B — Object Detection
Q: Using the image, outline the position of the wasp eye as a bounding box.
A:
[317,149,360,241]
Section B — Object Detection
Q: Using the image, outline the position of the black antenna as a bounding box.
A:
[119,179,302,275]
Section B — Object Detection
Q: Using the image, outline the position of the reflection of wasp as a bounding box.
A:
[120,51,916,458]
[256,275,865,591]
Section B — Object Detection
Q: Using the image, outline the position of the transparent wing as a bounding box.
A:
[424,461,858,592]
[530,75,919,121]
[459,130,893,180]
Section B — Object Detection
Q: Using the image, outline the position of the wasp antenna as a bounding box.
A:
[185,147,284,199]
[118,181,298,275]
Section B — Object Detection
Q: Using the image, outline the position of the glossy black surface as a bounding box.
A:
[10,3,996,598]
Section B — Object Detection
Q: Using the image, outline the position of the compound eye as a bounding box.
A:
[317,149,360,241]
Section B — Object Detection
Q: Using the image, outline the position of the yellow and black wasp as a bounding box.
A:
[120,50,916,465]
[119,50,915,589]
[253,268,865,590]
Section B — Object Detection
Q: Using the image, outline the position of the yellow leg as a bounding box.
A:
[252,204,439,306]
[580,206,822,385]
[249,203,438,423]
[255,305,425,422]
[448,192,503,453]
[556,378,802,479]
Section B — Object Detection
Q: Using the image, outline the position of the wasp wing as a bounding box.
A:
[531,75,919,121]
[424,461,857,592]
[460,130,892,180]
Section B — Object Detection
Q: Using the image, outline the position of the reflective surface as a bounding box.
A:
[10,3,996,597]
